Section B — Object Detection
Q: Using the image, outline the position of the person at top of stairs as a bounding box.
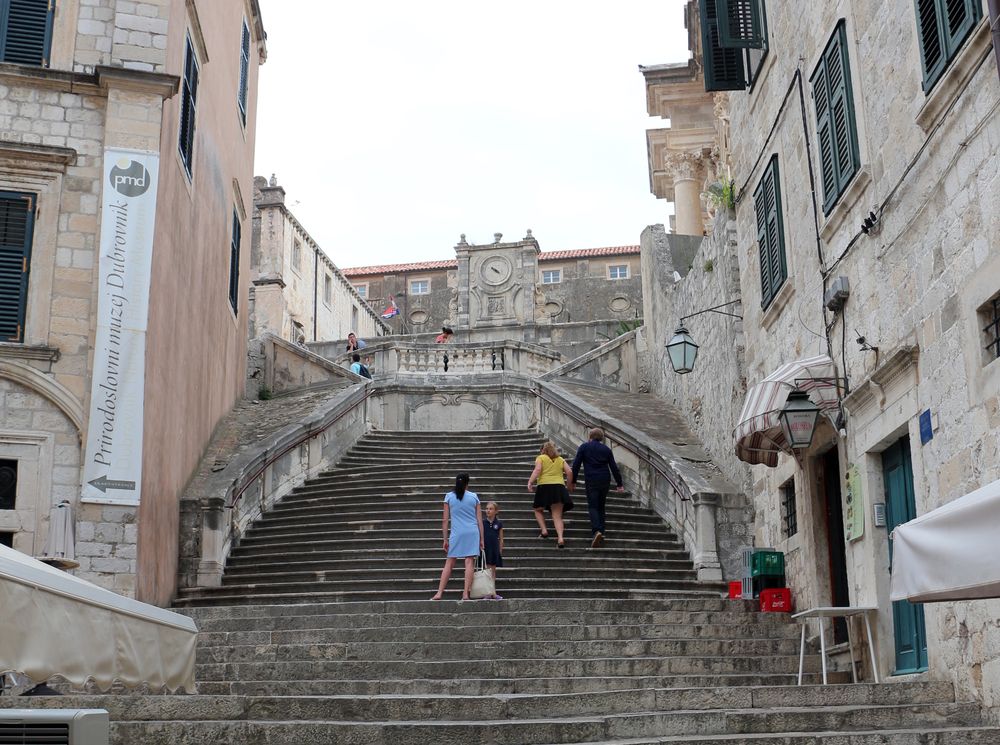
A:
[430,473,484,601]
[528,440,574,548]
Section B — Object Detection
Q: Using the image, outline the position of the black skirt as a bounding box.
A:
[533,483,569,509]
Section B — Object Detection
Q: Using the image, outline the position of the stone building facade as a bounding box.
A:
[250,175,387,346]
[644,0,1000,710]
[342,235,643,339]
[0,0,265,605]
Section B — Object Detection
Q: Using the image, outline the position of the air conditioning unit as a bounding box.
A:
[0,709,109,745]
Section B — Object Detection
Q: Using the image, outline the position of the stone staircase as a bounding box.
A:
[6,428,998,743]
[176,429,719,605]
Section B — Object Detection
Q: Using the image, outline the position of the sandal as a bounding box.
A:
[557,541,566,549]
[538,531,550,539]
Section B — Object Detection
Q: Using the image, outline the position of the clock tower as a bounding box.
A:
[455,231,543,337]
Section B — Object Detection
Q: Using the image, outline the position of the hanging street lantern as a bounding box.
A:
[666,326,699,374]
[779,389,821,449]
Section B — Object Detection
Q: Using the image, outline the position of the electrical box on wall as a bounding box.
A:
[873,502,887,528]
[824,276,850,311]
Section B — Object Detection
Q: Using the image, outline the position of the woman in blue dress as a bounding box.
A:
[431,473,484,601]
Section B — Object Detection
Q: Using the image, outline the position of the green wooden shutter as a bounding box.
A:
[754,177,771,307]
[0,191,35,342]
[179,38,199,174]
[228,209,241,314]
[717,0,766,49]
[754,156,787,309]
[237,20,250,125]
[915,0,982,92]
[811,22,860,214]
[0,0,56,66]
[700,0,747,91]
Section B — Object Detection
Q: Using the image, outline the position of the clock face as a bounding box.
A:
[479,255,513,286]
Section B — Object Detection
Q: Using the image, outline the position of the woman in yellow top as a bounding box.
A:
[527,441,574,548]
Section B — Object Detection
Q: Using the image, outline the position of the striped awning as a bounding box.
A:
[734,355,843,467]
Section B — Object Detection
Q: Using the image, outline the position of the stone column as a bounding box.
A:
[664,151,708,237]
[691,492,724,581]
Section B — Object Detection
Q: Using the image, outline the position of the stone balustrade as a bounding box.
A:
[332,340,563,378]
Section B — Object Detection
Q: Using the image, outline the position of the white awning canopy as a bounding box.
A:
[0,544,197,692]
[890,478,1000,603]
[733,354,843,467]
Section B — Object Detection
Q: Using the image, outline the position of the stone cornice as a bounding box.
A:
[95,66,179,98]
[0,63,100,93]
[0,343,61,362]
[0,141,77,170]
[843,345,920,415]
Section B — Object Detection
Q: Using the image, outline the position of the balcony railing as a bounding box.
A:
[333,339,563,378]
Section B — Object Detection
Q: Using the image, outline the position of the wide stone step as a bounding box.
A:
[236,523,677,544]
[177,596,764,619]
[193,671,854,696]
[192,651,832,683]
[191,574,714,597]
[184,607,793,633]
[222,556,695,575]
[175,585,724,606]
[98,703,985,745]
[255,510,667,529]
[196,621,801,646]
[285,480,615,497]
[0,683,957,722]
[229,529,681,558]
[195,636,805,665]
[219,566,698,587]
[268,500,659,519]
[225,544,692,562]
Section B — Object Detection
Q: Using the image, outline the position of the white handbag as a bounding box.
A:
[469,551,495,599]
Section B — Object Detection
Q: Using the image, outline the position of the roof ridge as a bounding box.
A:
[342,245,640,276]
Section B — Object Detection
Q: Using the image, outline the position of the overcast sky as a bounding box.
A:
[253,1,689,268]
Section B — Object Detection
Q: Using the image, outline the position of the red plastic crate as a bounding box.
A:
[728,580,743,599]
[759,587,792,612]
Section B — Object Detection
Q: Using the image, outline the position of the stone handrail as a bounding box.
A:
[331,340,562,378]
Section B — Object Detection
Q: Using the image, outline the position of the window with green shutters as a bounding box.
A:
[237,20,250,126]
[228,209,241,314]
[753,156,787,310]
[915,0,982,92]
[0,0,56,67]
[811,21,861,215]
[700,0,768,92]
[0,191,36,343]
[178,36,199,176]
[700,0,746,91]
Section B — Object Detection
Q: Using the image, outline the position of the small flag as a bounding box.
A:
[381,295,399,319]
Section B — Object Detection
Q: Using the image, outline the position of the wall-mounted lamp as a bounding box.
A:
[665,298,741,375]
[666,327,698,374]
[779,390,821,449]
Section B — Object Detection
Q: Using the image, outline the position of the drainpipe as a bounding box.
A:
[990,0,1000,82]
[312,246,319,341]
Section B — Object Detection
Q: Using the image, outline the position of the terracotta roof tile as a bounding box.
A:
[342,245,640,277]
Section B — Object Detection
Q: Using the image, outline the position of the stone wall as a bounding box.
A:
[348,253,642,336]
[542,330,641,393]
[643,0,1000,707]
[640,223,749,496]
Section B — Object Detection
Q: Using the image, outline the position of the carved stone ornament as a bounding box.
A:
[487,296,506,315]
[663,150,707,183]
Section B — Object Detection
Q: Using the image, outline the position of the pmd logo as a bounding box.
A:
[109,158,151,197]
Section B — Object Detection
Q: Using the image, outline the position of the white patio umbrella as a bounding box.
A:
[890,477,1000,603]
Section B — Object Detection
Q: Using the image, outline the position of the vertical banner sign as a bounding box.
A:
[81,148,160,505]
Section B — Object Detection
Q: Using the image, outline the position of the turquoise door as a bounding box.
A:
[882,436,928,673]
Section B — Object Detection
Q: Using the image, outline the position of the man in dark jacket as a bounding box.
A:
[571,427,623,548]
